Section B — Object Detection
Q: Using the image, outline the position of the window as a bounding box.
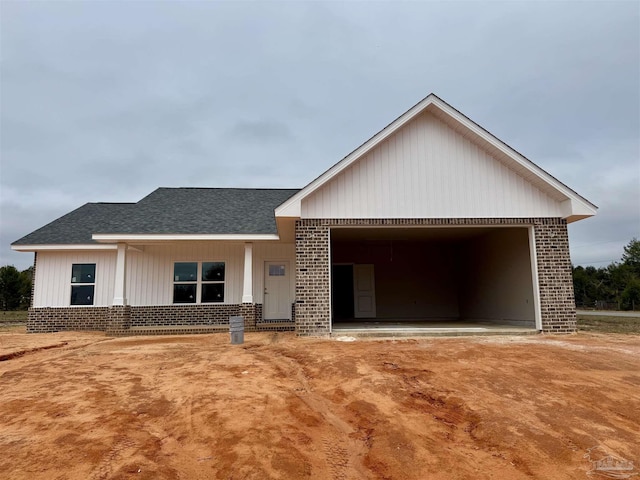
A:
[202,262,225,302]
[173,262,197,303]
[71,263,95,305]
[173,262,225,303]
[269,264,286,276]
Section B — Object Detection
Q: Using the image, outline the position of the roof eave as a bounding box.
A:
[275,93,597,220]
[275,94,439,218]
[561,197,598,223]
[91,233,281,243]
[11,244,117,252]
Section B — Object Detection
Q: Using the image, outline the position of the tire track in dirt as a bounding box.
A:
[248,347,370,479]
[89,436,138,480]
[0,342,68,361]
[0,337,112,369]
[322,435,350,480]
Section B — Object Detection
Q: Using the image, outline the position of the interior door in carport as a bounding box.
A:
[354,264,376,318]
[264,261,290,320]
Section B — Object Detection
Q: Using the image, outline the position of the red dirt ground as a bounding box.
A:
[0,331,638,479]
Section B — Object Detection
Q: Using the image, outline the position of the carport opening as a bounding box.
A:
[330,226,538,331]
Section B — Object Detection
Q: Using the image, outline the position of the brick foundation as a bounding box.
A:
[294,217,577,336]
[27,303,295,335]
[27,307,110,333]
[129,304,242,327]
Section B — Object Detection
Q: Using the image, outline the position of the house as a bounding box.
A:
[12,94,597,336]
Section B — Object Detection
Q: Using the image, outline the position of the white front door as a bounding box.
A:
[354,264,376,318]
[264,261,291,320]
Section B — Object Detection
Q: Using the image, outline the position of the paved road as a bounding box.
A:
[577,310,640,318]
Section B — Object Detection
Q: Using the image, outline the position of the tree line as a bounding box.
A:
[573,238,640,311]
[0,265,33,311]
[1,238,639,311]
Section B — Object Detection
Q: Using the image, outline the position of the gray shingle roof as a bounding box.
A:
[12,188,300,245]
[12,203,136,245]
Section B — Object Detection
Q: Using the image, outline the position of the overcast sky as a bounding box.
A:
[1,1,639,271]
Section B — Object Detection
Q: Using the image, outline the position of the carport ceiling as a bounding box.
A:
[330,226,510,242]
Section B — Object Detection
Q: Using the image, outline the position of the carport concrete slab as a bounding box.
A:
[332,321,538,338]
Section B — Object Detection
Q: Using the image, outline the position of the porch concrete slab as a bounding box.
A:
[121,322,295,336]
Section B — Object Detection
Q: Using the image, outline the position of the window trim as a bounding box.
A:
[201,261,225,303]
[70,263,96,306]
[173,262,198,303]
[172,261,226,304]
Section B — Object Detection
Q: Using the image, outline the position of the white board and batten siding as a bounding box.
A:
[33,242,295,307]
[33,251,117,307]
[301,112,564,219]
[126,241,295,306]
[125,242,245,306]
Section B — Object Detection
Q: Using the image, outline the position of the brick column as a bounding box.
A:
[295,220,331,337]
[107,305,131,335]
[240,303,256,331]
[533,219,577,333]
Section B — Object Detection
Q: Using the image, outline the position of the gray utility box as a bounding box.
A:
[229,316,244,344]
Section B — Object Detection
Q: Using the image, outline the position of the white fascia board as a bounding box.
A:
[91,233,280,243]
[429,96,598,216]
[276,202,301,217]
[275,93,597,221]
[561,198,598,223]
[11,244,118,252]
[275,94,439,217]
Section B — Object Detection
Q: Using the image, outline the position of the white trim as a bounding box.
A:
[112,243,127,306]
[242,243,254,303]
[328,228,332,334]
[275,94,597,221]
[11,244,118,252]
[172,261,227,304]
[276,98,433,217]
[528,226,543,331]
[329,224,527,231]
[69,262,96,307]
[92,233,280,243]
[429,98,597,218]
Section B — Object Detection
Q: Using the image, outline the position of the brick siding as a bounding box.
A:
[27,303,295,335]
[28,217,575,336]
[533,219,577,332]
[294,217,577,336]
[295,222,331,336]
[129,304,241,327]
[27,306,109,333]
